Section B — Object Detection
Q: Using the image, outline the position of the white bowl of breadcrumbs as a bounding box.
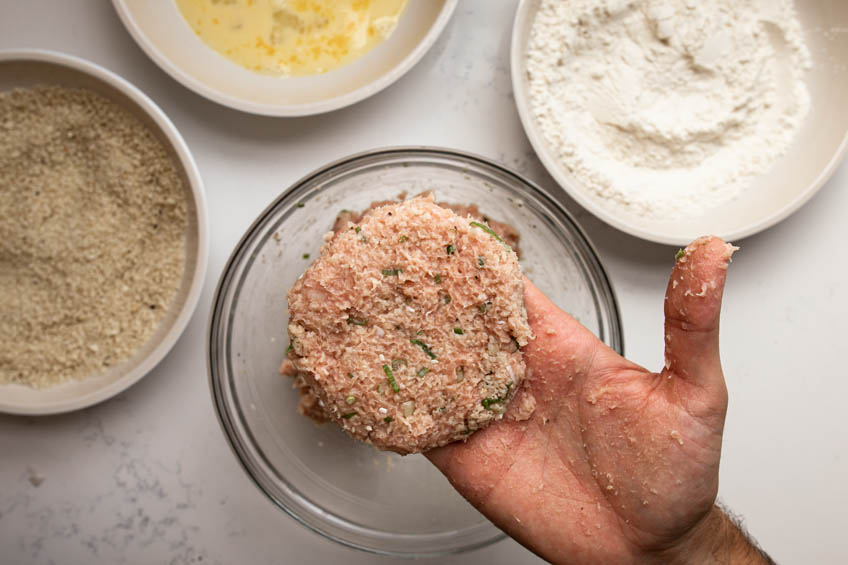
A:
[0,50,208,415]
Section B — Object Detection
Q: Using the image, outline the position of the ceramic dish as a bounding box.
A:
[207,147,623,557]
[511,0,848,246]
[112,0,457,116]
[0,49,208,415]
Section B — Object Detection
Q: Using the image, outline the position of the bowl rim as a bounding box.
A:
[510,0,848,246]
[0,48,209,415]
[111,0,459,117]
[206,146,623,557]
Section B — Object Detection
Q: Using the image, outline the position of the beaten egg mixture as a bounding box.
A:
[176,0,409,76]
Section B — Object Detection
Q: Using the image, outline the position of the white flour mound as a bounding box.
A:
[527,0,812,219]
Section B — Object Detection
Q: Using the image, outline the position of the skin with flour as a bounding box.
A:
[428,237,775,563]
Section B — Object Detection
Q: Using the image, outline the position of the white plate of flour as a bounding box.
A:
[511,0,848,245]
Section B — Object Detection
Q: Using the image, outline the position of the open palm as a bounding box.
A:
[427,237,737,564]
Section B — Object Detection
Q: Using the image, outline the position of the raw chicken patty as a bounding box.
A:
[286,196,532,454]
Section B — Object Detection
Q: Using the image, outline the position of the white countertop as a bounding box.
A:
[1,1,847,564]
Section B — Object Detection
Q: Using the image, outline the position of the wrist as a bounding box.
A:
[652,505,774,564]
[656,506,729,564]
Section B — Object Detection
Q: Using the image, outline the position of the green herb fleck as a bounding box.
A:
[470,221,511,251]
[391,359,407,371]
[341,412,356,419]
[675,249,685,260]
[384,416,394,423]
[416,367,430,378]
[454,328,464,335]
[383,365,400,393]
[382,268,402,277]
[410,339,437,359]
[348,372,355,379]
[354,226,361,234]
[340,209,350,214]
[345,395,356,405]
[446,244,456,255]
[286,343,294,356]
[296,202,305,208]
[347,317,368,326]
[470,221,502,241]
[444,294,451,304]
[481,398,497,410]
[481,382,513,411]
[302,253,310,259]
[433,274,442,284]
[400,235,408,243]
[479,302,489,314]
[416,330,424,335]
[477,256,485,267]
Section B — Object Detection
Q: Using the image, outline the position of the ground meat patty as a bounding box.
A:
[284,198,523,423]
[333,200,522,257]
[286,195,532,454]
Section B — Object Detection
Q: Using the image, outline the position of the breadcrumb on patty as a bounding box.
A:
[286,196,532,454]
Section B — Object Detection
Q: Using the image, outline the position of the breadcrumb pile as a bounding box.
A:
[0,86,187,388]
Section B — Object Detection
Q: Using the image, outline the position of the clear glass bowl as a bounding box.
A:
[207,148,623,557]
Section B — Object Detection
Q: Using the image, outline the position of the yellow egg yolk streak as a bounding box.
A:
[176,0,410,76]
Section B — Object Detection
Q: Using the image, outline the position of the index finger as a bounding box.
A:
[522,277,628,394]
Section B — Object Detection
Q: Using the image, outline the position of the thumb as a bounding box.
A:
[662,236,737,392]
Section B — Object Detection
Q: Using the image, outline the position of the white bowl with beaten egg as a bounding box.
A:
[0,50,208,415]
[112,0,458,116]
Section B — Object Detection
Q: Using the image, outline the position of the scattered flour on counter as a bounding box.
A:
[527,0,812,218]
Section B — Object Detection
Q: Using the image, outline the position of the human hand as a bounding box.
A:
[427,237,768,563]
